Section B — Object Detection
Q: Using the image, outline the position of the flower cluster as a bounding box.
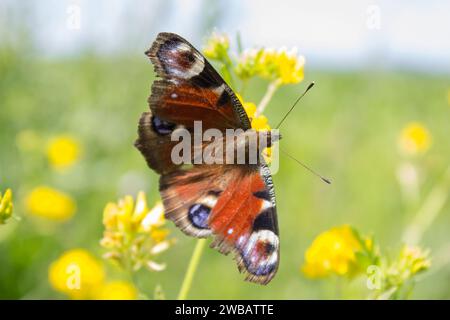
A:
[202,32,306,162]
[100,192,174,272]
[369,245,431,299]
[0,188,13,224]
[236,48,305,85]
[48,248,137,299]
[301,224,431,299]
[302,225,375,278]
[397,245,431,276]
[203,32,230,61]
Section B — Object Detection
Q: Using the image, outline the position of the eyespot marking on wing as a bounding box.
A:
[188,203,211,229]
[151,115,176,135]
[157,38,205,79]
[238,230,279,276]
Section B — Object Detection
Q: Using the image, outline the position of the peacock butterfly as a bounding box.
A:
[135,32,281,284]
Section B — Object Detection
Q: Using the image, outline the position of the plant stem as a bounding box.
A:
[177,238,207,300]
[256,80,280,116]
[221,53,236,90]
[402,166,450,244]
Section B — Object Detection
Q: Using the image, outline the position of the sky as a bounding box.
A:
[1,0,449,73]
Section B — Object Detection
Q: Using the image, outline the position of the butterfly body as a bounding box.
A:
[135,33,280,284]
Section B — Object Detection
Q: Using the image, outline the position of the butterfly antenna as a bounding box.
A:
[280,147,331,185]
[275,82,315,129]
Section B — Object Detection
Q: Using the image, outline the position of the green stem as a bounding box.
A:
[402,166,450,244]
[219,52,236,90]
[177,239,207,300]
[256,80,280,116]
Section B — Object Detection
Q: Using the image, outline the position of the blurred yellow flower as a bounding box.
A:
[236,47,305,84]
[47,135,81,170]
[398,245,431,276]
[0,188,14,224]
[235,48,262,80]
[25,186,76,221]
[101,192,173,272]
[369,244,431,299]
[93,280,137,300]
[302,225,363,278]
[48,249,105,299]
[398,122,432,155]
[203,32,230,60]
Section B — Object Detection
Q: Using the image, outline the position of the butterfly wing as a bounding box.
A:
[160,163,279,285]
[135,32,251,174]
[147,32,251,131]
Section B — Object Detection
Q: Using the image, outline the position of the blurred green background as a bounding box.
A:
[1,0,449,299]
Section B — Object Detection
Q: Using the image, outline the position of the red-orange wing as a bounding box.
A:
[159,164,279,285]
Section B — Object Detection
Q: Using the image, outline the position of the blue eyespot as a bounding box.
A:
[151,116,176,135]
[188,203,210,229]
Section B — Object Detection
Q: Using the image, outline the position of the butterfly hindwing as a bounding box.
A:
[209,164,279,284]
[159,165,235,238]
[159,164,279,285]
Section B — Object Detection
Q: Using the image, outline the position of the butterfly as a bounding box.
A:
[135,32,280,284]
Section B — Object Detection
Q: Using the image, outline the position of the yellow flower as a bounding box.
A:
[302,225,363,278]
[93,280,137,300]
[242,101,257,118]
[25,186,76,221]
[235,48,263,80]
[48,249,105,299]
[47,135,81,170]
[236,47,305,84]
[398,122,432,155]
[203,32,230,61]
[236,94,271,131]
[102,192,165,233]
[398,245,431,276]
[237,94,273,161]
[101,192,173,272]
[273,48,305,84]
[0,188,13,224]
[140,201,165,232]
